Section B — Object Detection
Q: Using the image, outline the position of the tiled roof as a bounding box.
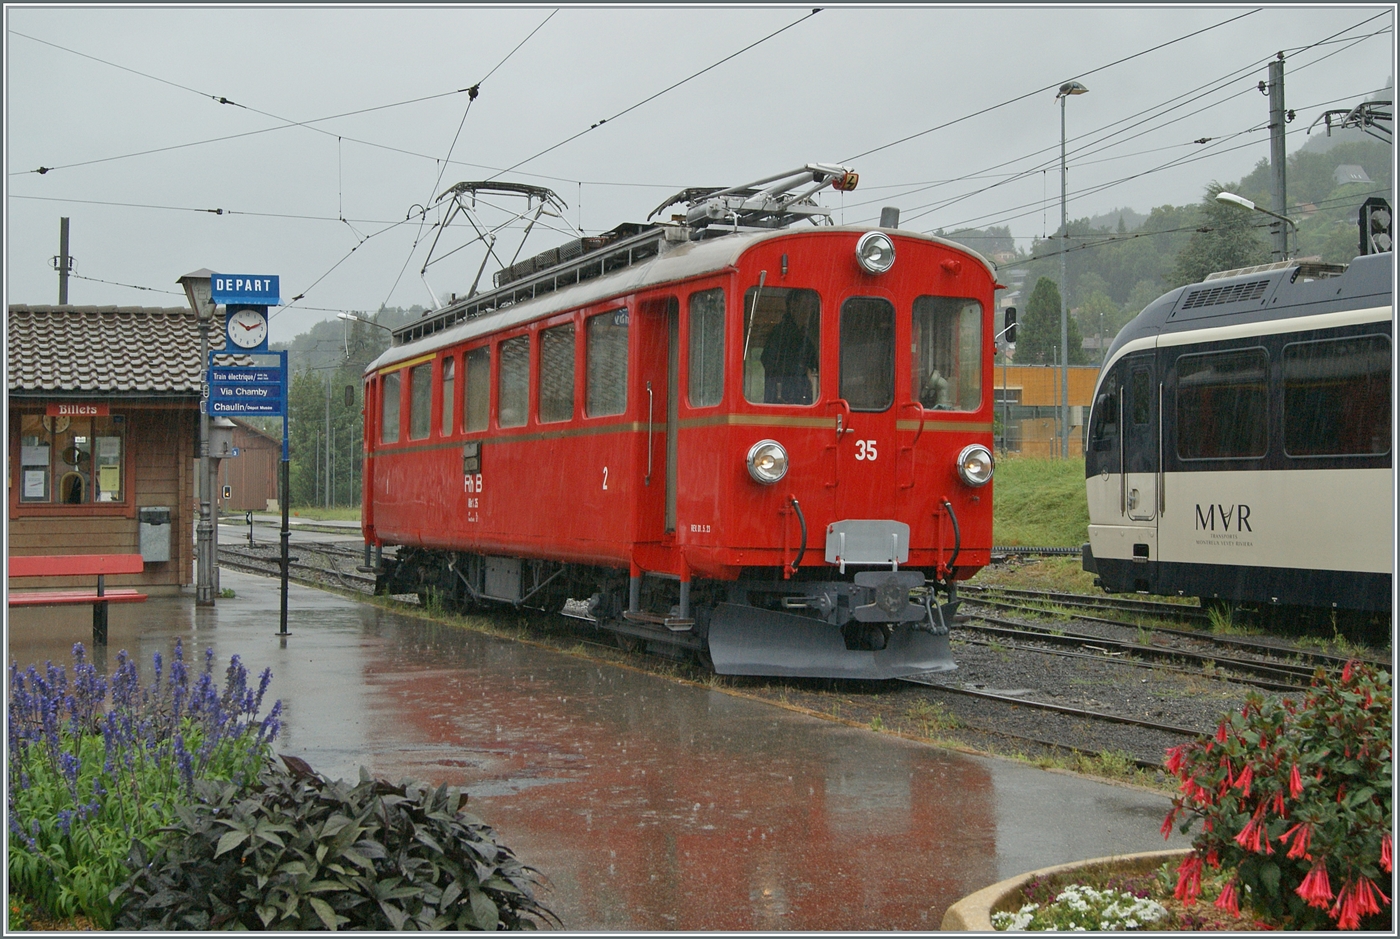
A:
[7,305,240,395]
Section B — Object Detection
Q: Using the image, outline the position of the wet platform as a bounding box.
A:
[6,570,1187,930]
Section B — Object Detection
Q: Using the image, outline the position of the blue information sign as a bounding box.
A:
[207,351,287,417]
[211,274,281,306]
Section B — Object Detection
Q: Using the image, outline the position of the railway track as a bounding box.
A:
[220,550,1385,776]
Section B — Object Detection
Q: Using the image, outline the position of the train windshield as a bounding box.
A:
[911,296,982,410]
[839,297,895,411]
[743,286,820,405]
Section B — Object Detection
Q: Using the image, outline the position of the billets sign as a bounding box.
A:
[208,351,287,416]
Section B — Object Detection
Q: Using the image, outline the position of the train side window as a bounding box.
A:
[586,309,629,417]
[743,286,820,405]
[464,346,490,432]
[1090,374,1119,450]
[441,357,456,436]
[498,335,530,428]
[688,288,725,408]
[380,371,401,443]
[1283,335,1391,456]
[840,297,895,411]
[539,322,576,423]
[1129,368,1150,424]
[1175,348,1269,459]
[408,362,432,440]
[911,296,982,410]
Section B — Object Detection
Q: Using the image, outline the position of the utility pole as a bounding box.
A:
[1268,53,1289,261]
[53,218,73,304]
[325,378,333,508]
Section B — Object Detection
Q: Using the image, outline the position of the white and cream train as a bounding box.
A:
[1081,250,1393,614]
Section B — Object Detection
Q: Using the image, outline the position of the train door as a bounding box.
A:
[832,296,900,525]
[635,295,678,544]
[1120,352,1159,587]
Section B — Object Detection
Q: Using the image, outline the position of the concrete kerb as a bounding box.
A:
[939,847,1190,930]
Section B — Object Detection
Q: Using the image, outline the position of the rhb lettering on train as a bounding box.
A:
[1194,503,1252,533]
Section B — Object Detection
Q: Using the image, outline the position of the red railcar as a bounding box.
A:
[362,166,1000,679]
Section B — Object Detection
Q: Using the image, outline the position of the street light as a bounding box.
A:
[1056,80,1087,459]
[1215,191,1298,257]
[179,268,217,606]
[337,312,393,333]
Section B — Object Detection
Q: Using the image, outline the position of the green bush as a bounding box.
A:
[1163,661,1392,929]
[112,755,557,930]
[7,642,280,926]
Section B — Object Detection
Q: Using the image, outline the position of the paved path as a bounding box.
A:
[6,570,1186,930]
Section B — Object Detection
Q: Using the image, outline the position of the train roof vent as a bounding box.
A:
[1179,279,1271,310]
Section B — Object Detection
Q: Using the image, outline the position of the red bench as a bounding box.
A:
[8,553,148,645]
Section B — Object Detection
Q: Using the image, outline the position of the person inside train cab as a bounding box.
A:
[920,367,951,409]
[761,293,818,405]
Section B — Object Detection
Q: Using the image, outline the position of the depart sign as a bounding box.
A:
[211,274,280,306]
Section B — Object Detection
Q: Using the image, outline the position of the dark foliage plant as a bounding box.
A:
[1163,661,1392,930]
[112,754,557,931]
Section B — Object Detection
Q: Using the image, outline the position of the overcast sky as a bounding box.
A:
[5,4,1393,340]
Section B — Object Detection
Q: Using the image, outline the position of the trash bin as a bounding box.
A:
[138,506,171,562]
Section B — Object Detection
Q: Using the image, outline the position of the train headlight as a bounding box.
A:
[746,439,789,484]
[956,444,994,487]
[855,231,896,274]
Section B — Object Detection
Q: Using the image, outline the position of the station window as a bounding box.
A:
[688,288,725,408]
[586,309,629,417]
[1175,348,1268,459]
[18,414,126,504]
[498,335,530,428]
[742,286,820,405]
[840,297,895,411]
[911,296,982,410]
[539,323,576,423]
[381,371,401,443]
[464,346,490,432]
[408,362,432,440]
[1283,335,1391,456]
[441,357,455,436]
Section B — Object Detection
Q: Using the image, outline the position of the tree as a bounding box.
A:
[1014,277,1090,365]
[1172,183,1270,286]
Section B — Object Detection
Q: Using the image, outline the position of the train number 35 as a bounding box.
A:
[854,439,879,461]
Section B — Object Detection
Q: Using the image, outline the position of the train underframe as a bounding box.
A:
[374,545,959,680]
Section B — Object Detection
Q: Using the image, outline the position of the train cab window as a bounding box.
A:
[1089,373,1119,450]
[1130,368,1150,424]
[380,371,401,443]
[839,297,895,411]
[539,323,576,423]
[1176,348,1268,459]
[498,335,530,428]
[441,357,455,436]
[408,363,432,440]
[911,296,982,410]
[586,309,629,417]
[464,346,490,432]
[688,288,725,408]
[1283,335,1391,456]
[742,286,820,405]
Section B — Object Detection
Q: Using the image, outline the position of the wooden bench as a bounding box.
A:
[8,553,148,645]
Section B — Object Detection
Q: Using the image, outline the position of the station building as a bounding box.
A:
[991,363,1099,457]
[6,304,227,593]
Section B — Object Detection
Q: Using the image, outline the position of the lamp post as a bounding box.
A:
[179,269,217,605]
[1215,191,1298,258]
[1056,80,1088,459]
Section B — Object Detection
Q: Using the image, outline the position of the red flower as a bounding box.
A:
[1289,763,1303,799]
[1215,878,1241,917]
[1282,822,1312,860]
[1296,861,1333,909]
[1235,763,1253,797]
[1175,853,1204,905]
[1160,807,1178,839]
[1216,721,1229,743]
[1354,876,1390,917]
[1342,660,1354,683]
[1271,790,1286,816]
[1205,848,1219,869]
[1332,878,1361,930]
[1381,832,1392,875]
[1165,744,1186,776]
[1234,816,1268,853]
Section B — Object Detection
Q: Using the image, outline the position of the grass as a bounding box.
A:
[970,555,1101,594]
[288,505,362,522]
[992,455,1089,548]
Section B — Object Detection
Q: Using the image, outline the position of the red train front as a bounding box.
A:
[362,165,999,679]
